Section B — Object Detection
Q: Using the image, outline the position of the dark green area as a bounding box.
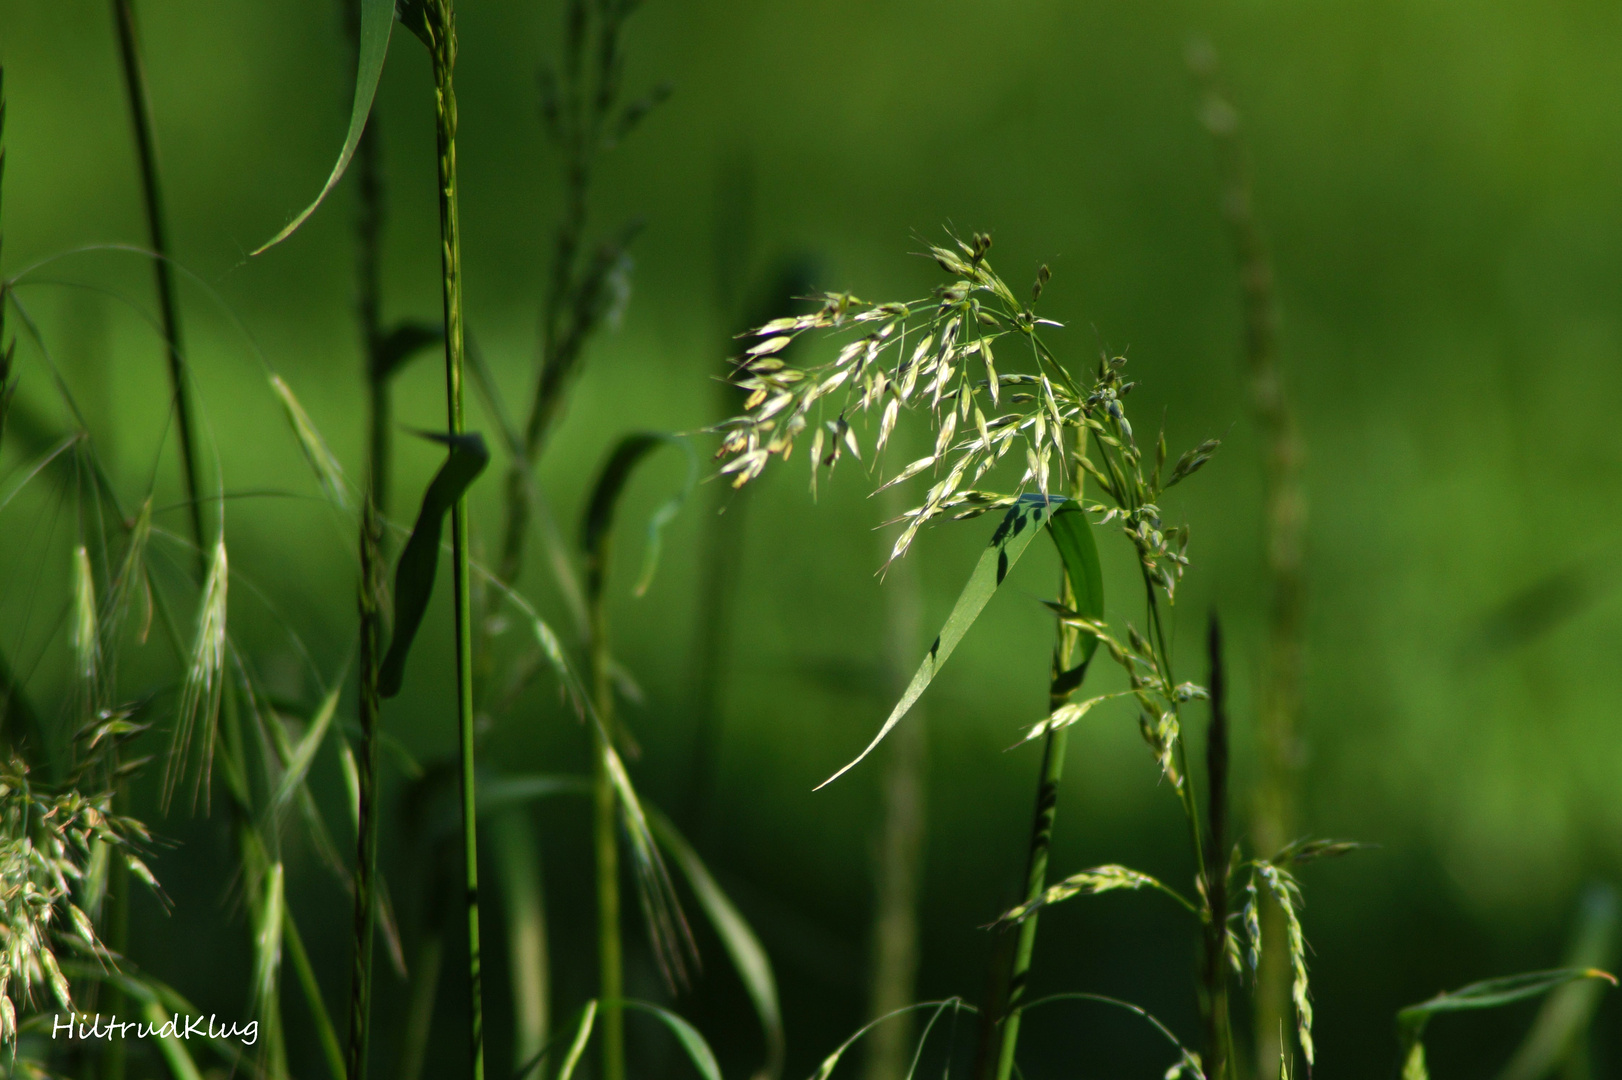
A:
[3,0,1622,1076]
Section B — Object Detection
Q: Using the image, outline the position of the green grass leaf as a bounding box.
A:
[379,432,489,697]
[492,811,550,1076]
[816,494,1067,790]
[621,1001,722,1080]
[581,432,695,599]
[649,811,783,1080]
[1047,501,1102,665]
[266,679,344,820]
[250,0,394,255]
[556,1001,599,1080]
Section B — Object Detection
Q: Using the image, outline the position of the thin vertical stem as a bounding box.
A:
[346,495,384,1080]
[585,531,624,1080]
[1188,44,1306,1074]
[110,0,206,577]
[864,482,928,1080]
[424,4,483,1078]
[1202,616,1233,1080]
[991,432,1086,1080]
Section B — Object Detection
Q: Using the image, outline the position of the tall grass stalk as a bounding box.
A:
[346,495,384,1080]
[863,479,928,1080]
[496,0,663,588]
[419,3,484,1076]
[1188,43,1306,1072]
[584,466,626,1080]
[110,0,206,575]
[991,433,1085,1080]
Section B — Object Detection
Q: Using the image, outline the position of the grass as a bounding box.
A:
[0,8,1618,1080]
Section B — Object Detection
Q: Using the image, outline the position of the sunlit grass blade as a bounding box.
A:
[72,544,99,686]
[997,864,1198,924]
[266,680,343,821]
[809,1000,972,1080]
[141,998,205,1080]
[650,810,784,1080]
[556,1002,599,1080]
[1397,968,1616,1080]
[620,1001,721,1080]
[492,810,550,1077]
[270,374,350,509]
[817,494,1067,790]
[251,0,395,254]
[163,536,228,810]
[1500,884,1620,1080]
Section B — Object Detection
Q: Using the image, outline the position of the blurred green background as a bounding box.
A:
[4,0,1622,1076]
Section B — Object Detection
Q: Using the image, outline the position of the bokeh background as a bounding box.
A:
[3,0,1622,1076]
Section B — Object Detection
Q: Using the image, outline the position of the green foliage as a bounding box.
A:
[378,432,489,697]
[1396,969,1617,1080]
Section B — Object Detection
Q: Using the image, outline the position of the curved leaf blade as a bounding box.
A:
[580,432,695,598]
[251,0,394,255]
[621,1001,722,1080]
[1047,501,1102,665]
[380,432,489,697]
[649,811,783,1080]
[816,494,1065,790]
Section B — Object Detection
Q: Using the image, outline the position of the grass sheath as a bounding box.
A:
[110,0,206,576]
[419,3,484,1077]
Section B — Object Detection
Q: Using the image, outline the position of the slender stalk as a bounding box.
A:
[585,522,624,1080]
[1188,44,1306,1073]
[346,495,384,1080]
[1202,616,1233,1080]
[863,477,928,1080]
[421,4,484,1078]
[991,435,1086,1080]
[398,931,445,1080]
[110,0,206,577]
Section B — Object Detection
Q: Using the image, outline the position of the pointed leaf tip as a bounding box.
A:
[250,0,394,256]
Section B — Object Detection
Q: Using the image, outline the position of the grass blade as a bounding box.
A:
[266,680,342,820]
[1045,503,1101,666]
[650,811,783,1080]
[817,494,1066,790]
[378,431,489,697]
[163,536,228,809]
[492,811,550,1077]
[251,0,394,254]
[1397,967,1617,1080]
[557,1002,599,1080]
[1500,884,1621,1080]
[621,1001,722,1080]
[270,374,350,509]
[141,999,205,1080]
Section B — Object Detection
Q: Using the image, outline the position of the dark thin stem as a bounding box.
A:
[346,496,384,1080]
[1202,615,1232,1080]
[110,0,206,577]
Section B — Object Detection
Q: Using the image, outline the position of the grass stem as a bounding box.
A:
[991,431,1087,1080]
[345,495,384,1080]
[110,0,206,577]
[585,499,624,1080]
[421,4,484,1077]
